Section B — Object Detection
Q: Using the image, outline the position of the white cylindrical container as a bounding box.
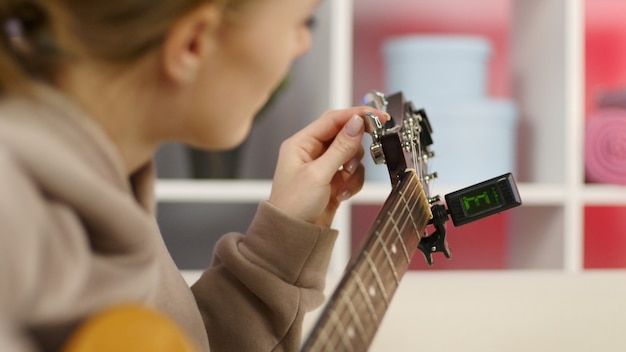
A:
[383,35,492,104]
[425,99,518,187]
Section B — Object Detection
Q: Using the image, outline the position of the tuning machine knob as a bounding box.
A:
[424,172,438,182]
[364,91,388,111]
[422,151,435,161]
[364,112,386,165]
[369,143,385,165]
[428,195,442,205]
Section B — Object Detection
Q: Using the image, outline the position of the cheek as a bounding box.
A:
[172,87,239,150]
[185,33,296,149]
[246,33,298,88]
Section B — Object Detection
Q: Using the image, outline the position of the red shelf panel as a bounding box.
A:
[584,206,626,269]
[351,204,509,270]
[584,0,626,269]
[585,0,626,117]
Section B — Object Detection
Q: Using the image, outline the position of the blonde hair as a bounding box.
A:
[0,0,236,95]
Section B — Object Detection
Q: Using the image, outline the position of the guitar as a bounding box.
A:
[301,91,436,352]
[301,91,522,351]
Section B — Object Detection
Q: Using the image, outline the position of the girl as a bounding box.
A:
[0,0,388,351]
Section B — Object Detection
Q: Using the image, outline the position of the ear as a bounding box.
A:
[161,4,223,84]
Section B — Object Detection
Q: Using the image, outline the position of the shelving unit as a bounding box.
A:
[156,0,626,274]
[160,0,626,350]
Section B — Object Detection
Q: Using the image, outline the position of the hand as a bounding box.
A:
[268,107,390,227]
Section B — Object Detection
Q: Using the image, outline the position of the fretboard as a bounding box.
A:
[302,169,432,352]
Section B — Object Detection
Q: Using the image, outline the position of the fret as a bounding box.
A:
[386,213,411,263]
[339,292,369,348]
[350,270,379,323]
[329,309,354,351]
[399,188,419,237]
[401,184,424,238]
[314,318,332,352]
[374,234,400,285]
[405,202,420,237]
[316,276,375,352]
[364,250,390,306]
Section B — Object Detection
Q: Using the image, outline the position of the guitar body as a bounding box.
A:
[63,304,196,352]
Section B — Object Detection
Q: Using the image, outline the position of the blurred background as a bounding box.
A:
[156,0,626,272]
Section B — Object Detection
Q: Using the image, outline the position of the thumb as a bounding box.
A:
[314,114,364,180]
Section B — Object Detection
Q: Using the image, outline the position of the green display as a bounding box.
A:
[460,185,502,216]
[444,173,521,226]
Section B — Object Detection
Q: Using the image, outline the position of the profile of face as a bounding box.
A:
[177,0,320,151]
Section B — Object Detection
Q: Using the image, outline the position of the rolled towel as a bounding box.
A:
[585,109,626,185]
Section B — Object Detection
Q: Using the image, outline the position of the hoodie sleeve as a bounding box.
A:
[191,201,338,351]
[0,150,47,352]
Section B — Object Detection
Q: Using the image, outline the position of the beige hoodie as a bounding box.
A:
[0,87,337,351]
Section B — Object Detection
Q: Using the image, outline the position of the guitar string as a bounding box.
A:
[339,288,370,347]
[316,179,420,350]
[309,212,422,351]
[307,192,412,352]
[313,175,423,351]
[329,308,355,351]
[327,181,420,350]
[364,249,391,305]
[375,231,400,285]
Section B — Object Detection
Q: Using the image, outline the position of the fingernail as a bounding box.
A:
[337,188,352,201]
[344,157,360,175]
[345,114,364,137]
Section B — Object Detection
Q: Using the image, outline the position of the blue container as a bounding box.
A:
[383,35,492,104]
[365,34,518,187]
[426,100,518,186]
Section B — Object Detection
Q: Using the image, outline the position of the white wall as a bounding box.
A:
[181,270,626,351]
[303,271,626,352]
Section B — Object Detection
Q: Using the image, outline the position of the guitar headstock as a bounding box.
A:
[363,90,522,265]
[363,90,437,199]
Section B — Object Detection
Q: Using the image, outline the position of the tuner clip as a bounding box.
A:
[418,204,451,266]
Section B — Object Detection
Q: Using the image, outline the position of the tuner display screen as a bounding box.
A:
[444,173,522,226]
[460,185,503,216]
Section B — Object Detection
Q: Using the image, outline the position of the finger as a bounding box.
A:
[297,107,389,144]
[336,164,365,201]
[341,145,365,176]
[313,114,364,181]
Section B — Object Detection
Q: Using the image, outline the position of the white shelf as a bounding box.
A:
[582,185,626,205]
[156,179,272,203]
[157,180,568,206]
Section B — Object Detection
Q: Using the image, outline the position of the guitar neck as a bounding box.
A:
[302,170,432,352]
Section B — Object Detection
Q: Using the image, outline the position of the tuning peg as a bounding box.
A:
[428,195,441,205]
[422,151,435,160]
[364,91,389,111]
[424,172,438,182]
[369,143,385,165]
[363,112,384,140]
